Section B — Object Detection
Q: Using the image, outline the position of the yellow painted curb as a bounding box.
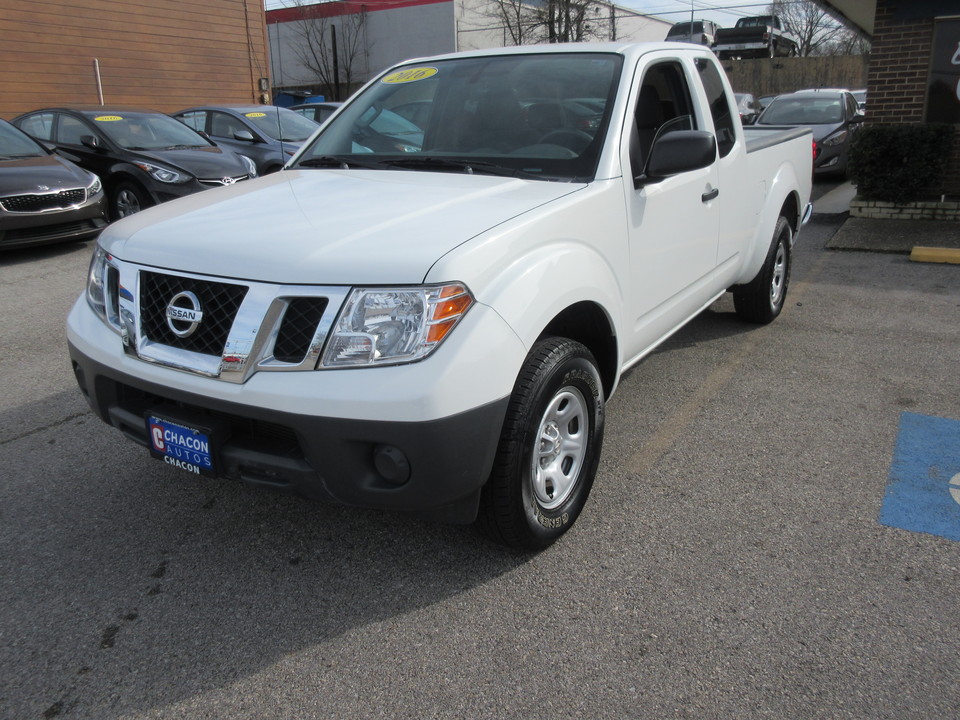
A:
[909,247,960,264]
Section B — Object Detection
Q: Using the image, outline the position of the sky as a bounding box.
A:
[263,0,776,27]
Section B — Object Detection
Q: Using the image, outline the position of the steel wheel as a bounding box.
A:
[477,337,604,550]
[531,387,587,510]
[770,238,787,307]
[733,215,792,324]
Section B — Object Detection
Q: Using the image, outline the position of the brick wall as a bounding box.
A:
[866,0,960,195]
[0,0,270,119]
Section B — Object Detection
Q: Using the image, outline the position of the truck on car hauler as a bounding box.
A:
[68,43,813,550]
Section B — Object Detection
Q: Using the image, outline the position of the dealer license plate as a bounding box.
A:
[147,414,216,476]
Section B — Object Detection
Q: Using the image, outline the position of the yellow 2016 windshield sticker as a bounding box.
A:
[94,115,123,121]
[245,112,267,118]
[381,67,438,84]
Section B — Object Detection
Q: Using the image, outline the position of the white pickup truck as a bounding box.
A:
[68,43,812,549]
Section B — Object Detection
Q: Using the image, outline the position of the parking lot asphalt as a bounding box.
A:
[1,196,959,719]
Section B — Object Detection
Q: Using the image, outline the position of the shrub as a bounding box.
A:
[847,123,955,203]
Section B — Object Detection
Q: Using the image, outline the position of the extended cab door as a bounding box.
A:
[621,55,720,361]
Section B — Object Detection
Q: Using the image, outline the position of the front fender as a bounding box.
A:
[426,180,628,354]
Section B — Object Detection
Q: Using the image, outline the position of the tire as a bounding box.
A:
[110,181,150,220]
[477,337,605,551]
[733,216,792,324]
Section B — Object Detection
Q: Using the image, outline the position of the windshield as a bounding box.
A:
[668,22,703,36]
[240,107,320,142]
[93,113,214,150]
[759,96,843,125]
[294,52,624,182]
[0,120,47,158]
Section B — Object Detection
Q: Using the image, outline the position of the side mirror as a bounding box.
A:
[233,130,257,142]
[80,135,104,151]
[636,130,717,187]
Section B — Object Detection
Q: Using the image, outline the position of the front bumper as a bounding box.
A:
[0,195,107,250]
[67,293,526,523]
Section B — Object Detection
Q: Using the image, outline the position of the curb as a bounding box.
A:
[910,247,960,265]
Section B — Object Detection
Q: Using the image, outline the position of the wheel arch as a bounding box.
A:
[539,301,618,399]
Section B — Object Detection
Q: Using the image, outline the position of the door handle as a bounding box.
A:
[702,187,719,202]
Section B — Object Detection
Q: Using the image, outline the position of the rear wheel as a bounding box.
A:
[733,215,792,324]
[477,337,604,551]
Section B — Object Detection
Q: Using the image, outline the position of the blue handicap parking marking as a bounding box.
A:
[879,412,960,542]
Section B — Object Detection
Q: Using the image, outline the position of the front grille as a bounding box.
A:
[140,271,248,357]
[273,297,328,363]
[197,175,248,187]
[1,188,85,213]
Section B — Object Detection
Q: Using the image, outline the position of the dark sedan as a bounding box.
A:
[12,107,256,219]
[0,118,107,250]
[756,89,864,176]
[173,105,320,175]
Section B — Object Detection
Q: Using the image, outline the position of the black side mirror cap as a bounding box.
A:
[635,130,717,187]
[80,135,104,151]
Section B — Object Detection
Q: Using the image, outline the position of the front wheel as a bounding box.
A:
[733,215,792,324]
[110,181,150,220]
[477,337,605,551]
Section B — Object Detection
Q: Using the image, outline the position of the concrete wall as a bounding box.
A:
[269,0,671,93]
[719,55,870,97]
[268,0,456,92]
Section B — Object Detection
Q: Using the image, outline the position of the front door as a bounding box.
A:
[622,58,721,363]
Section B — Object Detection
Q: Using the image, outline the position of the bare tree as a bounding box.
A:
[288,0,369,100]
[484,0,541,45]
[537,0,603,43]
[478,0,606,45]
[766,0,867,57]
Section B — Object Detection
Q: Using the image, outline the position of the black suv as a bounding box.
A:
[12,107,257,219]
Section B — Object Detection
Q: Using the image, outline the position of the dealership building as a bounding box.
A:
[822,0,960,193]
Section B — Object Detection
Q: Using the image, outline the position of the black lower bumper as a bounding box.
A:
[69,342,509,524]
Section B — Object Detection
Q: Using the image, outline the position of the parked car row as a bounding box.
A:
[2,103,325,250]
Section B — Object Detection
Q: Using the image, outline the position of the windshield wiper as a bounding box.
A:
[379,157,540,179]
[296,155,388,170]
[162,144,206,150]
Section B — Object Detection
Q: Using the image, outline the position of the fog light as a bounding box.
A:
[373,445,411,485]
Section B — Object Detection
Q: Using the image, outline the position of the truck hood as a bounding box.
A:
[101,169,584,284]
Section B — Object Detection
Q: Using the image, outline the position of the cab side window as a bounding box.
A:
[19,112,55,141]
[178,111,207,133]
[695,58,736,157]
[630,61,697,178]
[210,112,247,139]
[57,115,89,145]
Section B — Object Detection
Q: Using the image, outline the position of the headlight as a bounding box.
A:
[822,130,848,147]
[87,174,103,196]
[133,161,187,183]
[320,284,473,368]
[238,154,258,177]
[86,245,111,319]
